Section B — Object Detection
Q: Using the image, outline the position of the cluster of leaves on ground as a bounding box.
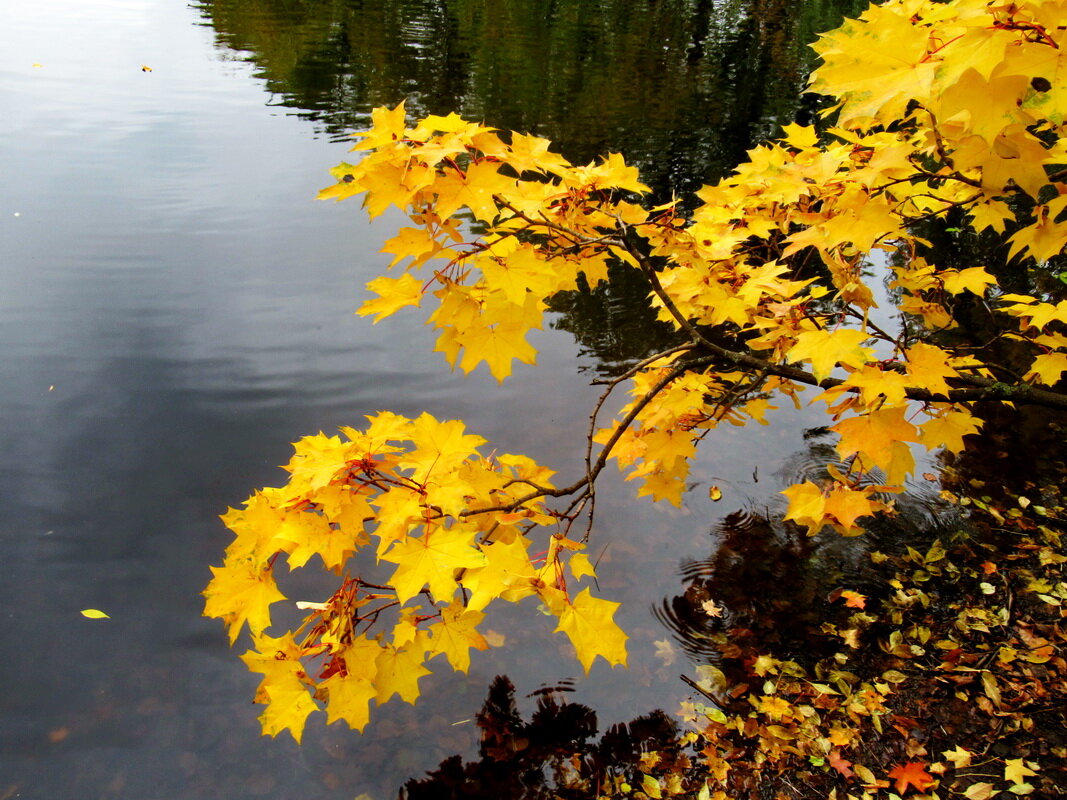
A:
[637,477,1067,800]
[203,0,1067,748]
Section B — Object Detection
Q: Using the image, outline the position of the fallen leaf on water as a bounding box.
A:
[701,598,723,617]
[840,589,867,609]
[653,638,676,666]
[80,609,109,619]
[47,727,69,743]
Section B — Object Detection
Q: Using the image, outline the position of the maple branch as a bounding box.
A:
[618,228,1067,410]
[460,354,719,518]
[493,196,617,249]
[622,238,722,355]
[589,342,697,386]
[1047,166,1067,184]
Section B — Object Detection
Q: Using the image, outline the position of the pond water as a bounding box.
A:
[1,0,874,797]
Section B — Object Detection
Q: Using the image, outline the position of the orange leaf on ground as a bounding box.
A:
[887,762,935,794]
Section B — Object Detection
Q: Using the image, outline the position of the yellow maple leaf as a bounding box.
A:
[374,641,432,704]
[351,100,408,151]
[321,672,377,732]
[460,536,538,611]
[841,363,910,408]
[904,342,957,398]
[358,273,425,323]
[553,588,628,674]
[787,328,873,383]
[1025,351,1067,386]
[780,122,820,149]
[940,267,996,296]
[427,602,489,673]
[256,672,319,744]
[941,746,972,769]
[567,552,597,580]
[1003,757,1038,785]
[455,319,538,382]
[273,511,335,569]
[833,405,919,474]
[433,159,516,221]
[824,483,884,533]
[381,226,445,268]
[758,695,794,721]
[919,406,982,453]
[782,481,828,534]
[400,413,486,482]
[221,492,286,564]
[241,633,317,743]
[381,525,486,603]
[203,561,286,644]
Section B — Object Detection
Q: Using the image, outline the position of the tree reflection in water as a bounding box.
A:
[655,429,962,674]
[402,676,692,799]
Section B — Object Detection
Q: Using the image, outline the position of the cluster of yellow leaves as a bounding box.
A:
[321,102,649,382]
[203,412,626,741]
[208,0,1067,742]
[310,0,1067,540]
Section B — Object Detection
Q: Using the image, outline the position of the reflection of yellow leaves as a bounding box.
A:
[653,639,676,666]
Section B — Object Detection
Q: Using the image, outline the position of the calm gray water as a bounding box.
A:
[1,1,858,796]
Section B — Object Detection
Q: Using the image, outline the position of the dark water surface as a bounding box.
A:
[1,1,866,797]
